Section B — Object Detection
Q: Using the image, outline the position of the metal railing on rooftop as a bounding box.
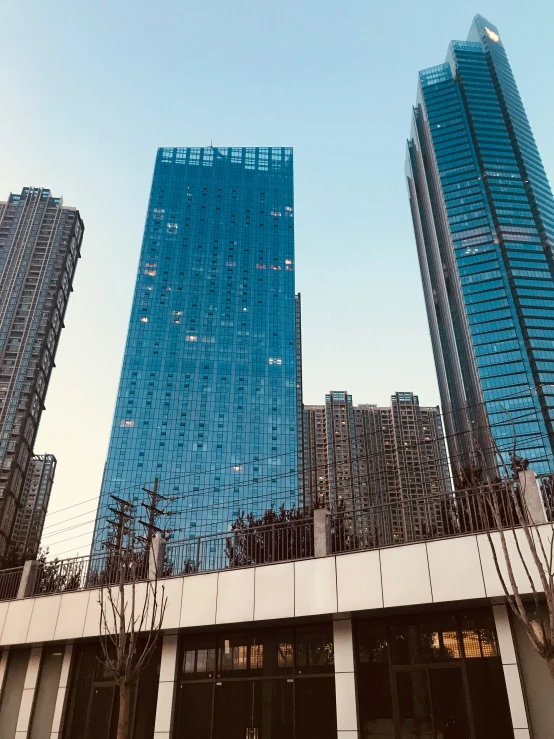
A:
[538,473,554,519]
[330,479,548,554]
[31,548,149,597]
[22,518,314,598]
[164,516,314,575]
[0,476,552,601]
[0,566,23,601]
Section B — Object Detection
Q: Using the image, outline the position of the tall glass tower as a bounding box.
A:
[92,147,299,549]
[407,15,554,476]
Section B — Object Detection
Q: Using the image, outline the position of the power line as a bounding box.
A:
[91,428,553,538]
[41,384,554,550]
[44,529,95,547]
[48,543,93,558]
[42,426,554,555]
[42,520,112,557]
[95,406,550,512]
[41,519,97,540]
[42,383,554,522]
[45,496,100,518]
[91,414,550,528]
[42,509,97,532]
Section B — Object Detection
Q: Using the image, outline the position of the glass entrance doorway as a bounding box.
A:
[395,666,469,739]
[174,623,337,739]
[61,642,160,739]
[212,679,293,739]
[356,608,514,739]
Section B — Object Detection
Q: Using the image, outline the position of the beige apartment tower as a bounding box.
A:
[0,188,83,561]
[303,391,451,543]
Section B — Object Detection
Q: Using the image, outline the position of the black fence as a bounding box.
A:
[0,566,22,601]
[165,517,314,576]
[32,549,149,597]
[0,476,552,600]
[330,480,543,554]
[538,473,554,519]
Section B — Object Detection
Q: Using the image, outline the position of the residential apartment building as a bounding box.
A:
[407,14,554,475]
[11,454,56,560]
[304,391,450,543]
[304,391,367,511]
[92,147,300,549]
[0,188,83,560]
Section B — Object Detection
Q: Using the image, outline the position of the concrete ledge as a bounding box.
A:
[0,527,550,646]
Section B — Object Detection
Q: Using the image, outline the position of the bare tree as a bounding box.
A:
[97,497,168,739]
[463,425,554,682]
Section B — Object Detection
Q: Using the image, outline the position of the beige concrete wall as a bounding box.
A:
[513,615,554,739]
[0,526,551,648]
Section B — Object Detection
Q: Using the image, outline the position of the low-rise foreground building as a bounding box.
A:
[0,475,552,738]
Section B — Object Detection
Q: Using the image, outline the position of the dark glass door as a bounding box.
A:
[176,682,213,739]
[87,685,118,739]
[396,671,433,739]
[428,669,470,739]
[295,676,337,739]
[464,660,513,738]
[395,668,470,739]
[212,680,293,739]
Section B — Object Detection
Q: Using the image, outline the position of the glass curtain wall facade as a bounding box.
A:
[93,147,298,549]
[406,14,554,476]
[0,188,83,560]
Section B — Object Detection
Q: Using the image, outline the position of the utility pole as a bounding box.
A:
[138,478,173,551]
[104,495,135,580]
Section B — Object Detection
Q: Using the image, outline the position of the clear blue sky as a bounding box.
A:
[1,0,553,556]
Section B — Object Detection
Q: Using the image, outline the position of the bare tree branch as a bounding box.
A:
[97,506,168,739]
[465,418,554,674]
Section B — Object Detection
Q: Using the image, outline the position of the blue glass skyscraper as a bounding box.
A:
[92,147,299,548]
[407,15,554,476]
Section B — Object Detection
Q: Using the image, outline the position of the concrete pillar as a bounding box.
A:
[149,536,167,580]
[16,561,39,599]
[15,646,42,738]
[314,508,331,558]
[493,604,531,739]
[333,617,359,739]
[50,644,73,739]
[154,633,178,739]
[518,470,547,525]
[0,649,8,698]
